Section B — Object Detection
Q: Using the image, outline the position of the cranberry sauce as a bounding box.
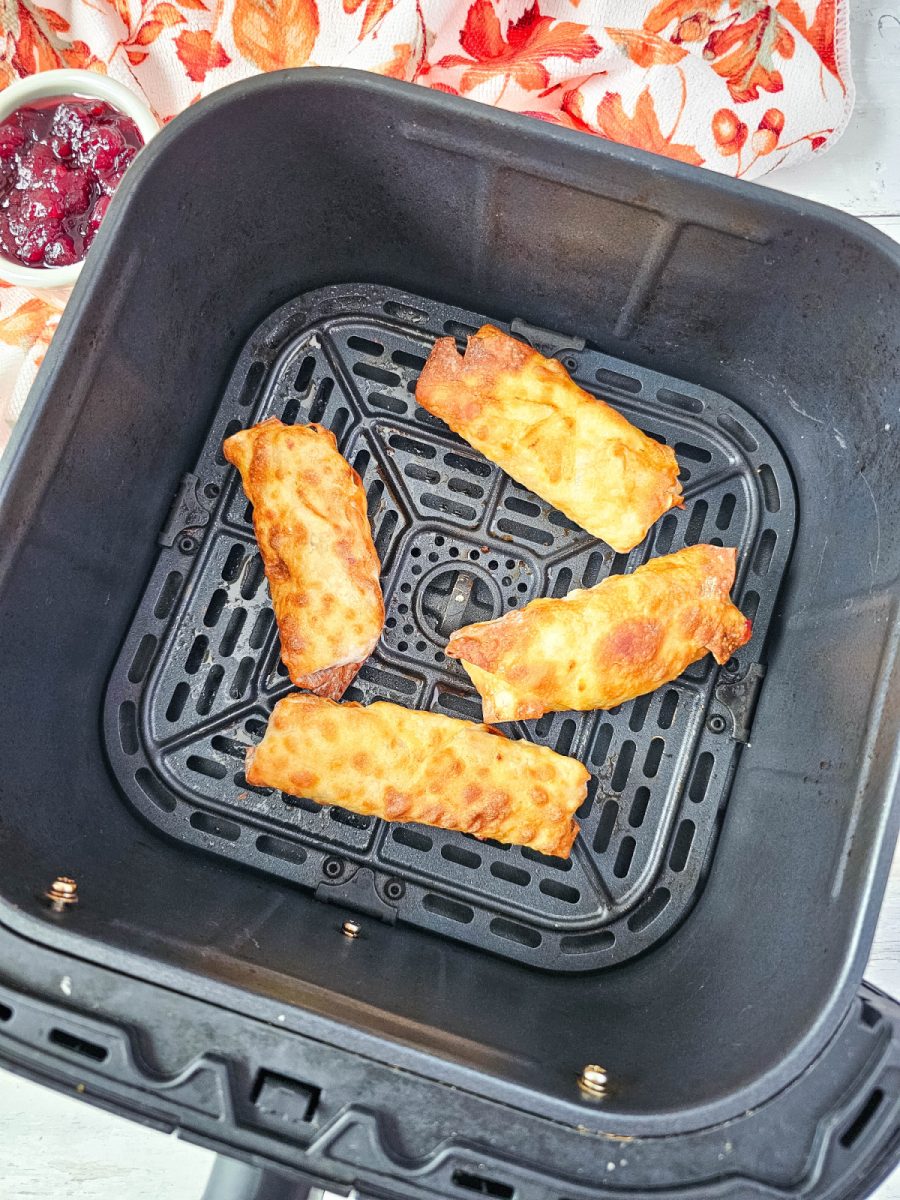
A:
[0,97,144,269]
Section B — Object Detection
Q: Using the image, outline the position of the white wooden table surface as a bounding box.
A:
[2,4,900,1196]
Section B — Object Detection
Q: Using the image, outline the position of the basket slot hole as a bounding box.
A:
[552,567,572,598]
[405,462,439,485]
[197,665,225,715]
[245,716,267,737]
[718,412,757,453]
[490,862,530,887]
[424,893,474,923]
[330,407,350,445]
[451,1170,514,1200]
[392,349,427,371]
[358,664,417,695]
[248,609,274,651]
[555,719,576,757]
[539,878,580,903]
[596,367,641,394]
[442,843,482,869]
[675,441,712,463]
[166,682,190,723]
[582,550,604,587]
[547,510,580,532]
[654,513,678,556]
[135,767,177,812]
[282,792,319,812]
[369,391,407,415]
[185,635,209,675]
[496,518,553,547]
[384,300,428,322]
[609,552,630,576]
[614,836,636,878]
[743,589,760,621]
[689,751,714,802]
[657,689,679,729]
[256,835,307,865]
[291,356,315,395]
[49,1028,108,1063]
[669,818,695,871]
[243,501,254,524]
[308,378,334,423]
[448,477,484,498]
[230,656,255,699]
[190,810,240,841]
[643,737,665,778]
[0,1003,11,1022]
[128,633,157,684]
[375,510,399,559]
[218,420,242,464]
[840,1089,884,1149]
[758,463,781,513]
[684,499,708,546]
[204,589,228,627]
[444,452,491,477]
[628,693,652,733]
[658,387,703,414]
[354,362,400,388]
[714,494,737,532]
[439,690,483,720]
[444,320,477,340]
[504,496,541,518]
[627,886,671,932]
[390,433,436,459]
[211,735,248,759]
[424,494,477,521]
[533,715,553,739]
[490,918,541,947]
[560,929,615,954]
[222,544,246,583]
[394,826,432,851]
[593,800,618,853]
[154,570,183,619]
[611,741,635,792]
[753,528,777,576]
[590,722,614,765]
[186,754,227,781]
[118,701,139,756]
[348,335,384,357]
[521,846,572,872]
[281,397,300,425]
[239,361,266,406]
[240,557,266,600]
[330,806,372,829]
[629,785,650,828]
[353,448,371,477]
[219,609,247,657]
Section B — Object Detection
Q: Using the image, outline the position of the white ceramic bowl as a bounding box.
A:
[0,69,158,289]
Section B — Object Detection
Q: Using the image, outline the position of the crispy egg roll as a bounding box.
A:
[415,325,682,553]
[224,418,384,700]
[247,693,589,857]
[447,545,752,723]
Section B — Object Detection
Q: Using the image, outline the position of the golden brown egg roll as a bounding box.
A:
[415,325,683,553]
[224,418,384,700]
[246,693,589,858]
[447,545,752,723]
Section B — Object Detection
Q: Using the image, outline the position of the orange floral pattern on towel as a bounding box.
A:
[0,0,852,451]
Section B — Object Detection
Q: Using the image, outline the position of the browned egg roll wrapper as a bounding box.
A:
[247,693,589,858]
[447,545,752,723]
[415,325,683,553]
[224,418,384,700]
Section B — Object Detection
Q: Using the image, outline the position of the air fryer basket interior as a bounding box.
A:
[0,71,899,1134]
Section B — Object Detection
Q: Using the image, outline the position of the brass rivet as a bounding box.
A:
[45,876,78,912]
[578,1064,608,1096]
[341,920,361,939]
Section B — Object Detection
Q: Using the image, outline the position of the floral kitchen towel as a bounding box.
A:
[0,0,852,451]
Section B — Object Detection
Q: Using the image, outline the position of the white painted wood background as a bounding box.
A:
[2,3,899,1195]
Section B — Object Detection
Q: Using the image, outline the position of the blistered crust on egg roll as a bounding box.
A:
[246,693,589,858]
[223,418,384,700]
[415,325,683,553]
[447,545,752,723]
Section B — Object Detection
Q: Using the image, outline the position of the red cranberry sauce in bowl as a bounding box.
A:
[0,97,144,270]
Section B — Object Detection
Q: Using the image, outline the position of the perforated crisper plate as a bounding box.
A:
[104,284,795,971]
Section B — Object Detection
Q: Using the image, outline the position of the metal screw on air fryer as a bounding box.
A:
[178,535,198,555]
[385,878,405,901]
[707,714,727,734]
[203,482,220,501]
[724,657,739,674]
[323,856,344,880]
[341,920,361,939]
[45,876,78,912]
[578,1064,608,1096]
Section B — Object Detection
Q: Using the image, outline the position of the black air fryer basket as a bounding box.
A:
[2,71,900,1200]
